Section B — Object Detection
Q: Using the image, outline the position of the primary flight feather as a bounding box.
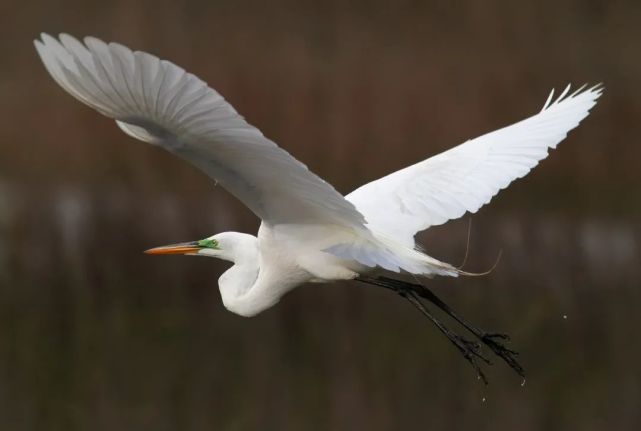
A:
[35,33,602,381]
[347,84,601,247]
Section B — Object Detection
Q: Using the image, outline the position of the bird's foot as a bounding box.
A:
[452,335,491,384]
[479,332,524,378]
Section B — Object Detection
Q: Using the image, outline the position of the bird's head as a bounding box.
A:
[144,235,223,258]
[144,232,258,263]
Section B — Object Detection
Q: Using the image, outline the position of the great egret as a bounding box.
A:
[35,33,602,382]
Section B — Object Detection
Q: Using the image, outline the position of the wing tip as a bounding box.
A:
[34,32,48,45]
[541,82,604,112]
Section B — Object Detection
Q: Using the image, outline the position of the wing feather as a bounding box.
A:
[41,33,587,277]
[35,33,366,228]
[347,85,603,247]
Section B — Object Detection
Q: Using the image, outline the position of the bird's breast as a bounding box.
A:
[258,222,367,281]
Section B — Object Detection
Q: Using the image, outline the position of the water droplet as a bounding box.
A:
[563,314,567,320]
[521,378,526,387]
[482,397,486,403]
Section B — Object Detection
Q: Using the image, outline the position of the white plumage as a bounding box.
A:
[35,33,602,317]
[347,84,601,247]
[35,33,365,229]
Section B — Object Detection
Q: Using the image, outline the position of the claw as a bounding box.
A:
[480,335,525,377]
[470,361,488,385]
[455,336,491,365]
[457,344,490,384]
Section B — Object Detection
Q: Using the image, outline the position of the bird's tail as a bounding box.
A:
[325,230,460,277]
[364,231,501,278]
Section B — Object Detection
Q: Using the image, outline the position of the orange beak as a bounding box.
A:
[144,241,201,255]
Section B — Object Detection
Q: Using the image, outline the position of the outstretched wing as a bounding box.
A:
[35,33,366,228]
[346,85,602,247]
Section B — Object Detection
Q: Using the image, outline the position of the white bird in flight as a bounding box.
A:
[35,33,602,382]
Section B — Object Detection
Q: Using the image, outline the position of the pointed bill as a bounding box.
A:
[144,241,201,255]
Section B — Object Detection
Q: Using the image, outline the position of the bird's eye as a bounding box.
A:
[197,239,219,249]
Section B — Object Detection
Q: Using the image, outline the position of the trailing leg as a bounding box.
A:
[377,276,524,378]
[401,289,491,384]
[356,276,525,381]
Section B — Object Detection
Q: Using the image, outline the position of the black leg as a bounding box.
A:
[377,276,525,378]
[381,277,525,377]
[356,276,525,381]
[403,290,491,384]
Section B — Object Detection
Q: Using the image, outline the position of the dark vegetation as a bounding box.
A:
[1,0,640,429]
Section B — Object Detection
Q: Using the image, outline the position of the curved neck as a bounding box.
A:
[207,231,300,317]
[218,263,259,311]
[220,265,297,317]
[206,232,266,316]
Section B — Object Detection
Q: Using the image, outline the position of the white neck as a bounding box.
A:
[200,232,257,309]
[200,231,303,317]
[198,232,273,316]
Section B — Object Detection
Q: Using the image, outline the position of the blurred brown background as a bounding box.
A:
[1,0,641,430]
